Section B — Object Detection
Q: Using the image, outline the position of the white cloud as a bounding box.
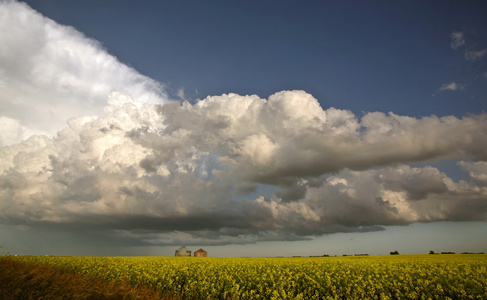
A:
[458,161,487,184]
[0,91,486,246]
[439,82,465,92]
[465,49,487,61]
[176,88,189,102]
[0,116,42,146]
[450,31,465,50]
[0,1,168,146]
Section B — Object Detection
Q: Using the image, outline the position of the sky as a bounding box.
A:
[0,0,486,257]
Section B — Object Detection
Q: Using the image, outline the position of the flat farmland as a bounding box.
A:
[4,254,487,299]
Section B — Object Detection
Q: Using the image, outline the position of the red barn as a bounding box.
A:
[194,248,208,257]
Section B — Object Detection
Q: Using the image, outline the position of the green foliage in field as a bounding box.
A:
[13,254,487,300]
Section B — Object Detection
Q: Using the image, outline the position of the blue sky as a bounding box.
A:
[0,0,486,256]
[23,0,487,117]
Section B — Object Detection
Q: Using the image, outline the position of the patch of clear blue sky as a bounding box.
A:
[24,0,487,118]
[410,159,471,182]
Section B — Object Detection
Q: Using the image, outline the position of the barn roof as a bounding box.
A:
[195,248,207,252]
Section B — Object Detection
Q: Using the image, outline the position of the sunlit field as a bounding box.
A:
[6,254,486,299]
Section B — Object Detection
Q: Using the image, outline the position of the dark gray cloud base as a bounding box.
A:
[1,90,486,246]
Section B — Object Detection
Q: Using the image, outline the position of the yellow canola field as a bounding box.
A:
[15,254,487,299]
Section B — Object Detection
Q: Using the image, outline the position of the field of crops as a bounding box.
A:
[11,254,487,299]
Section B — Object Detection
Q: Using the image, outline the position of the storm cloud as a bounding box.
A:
[0,1,167,146]
[1,1,486,249]
[1,90,486,246]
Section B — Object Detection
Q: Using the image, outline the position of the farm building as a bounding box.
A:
[194,248,208,257]
[175,246,191,257]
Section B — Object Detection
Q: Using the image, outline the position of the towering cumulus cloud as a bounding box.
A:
[0,1,486,249]
[1,90,486,246]
[0,1,167,146]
